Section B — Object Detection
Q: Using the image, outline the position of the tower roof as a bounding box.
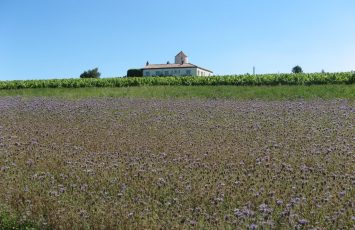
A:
[175,51,187,57]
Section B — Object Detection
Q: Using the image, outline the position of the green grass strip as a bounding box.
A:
[0,85,354,101]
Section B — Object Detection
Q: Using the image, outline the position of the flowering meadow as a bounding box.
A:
[0,97,354,229]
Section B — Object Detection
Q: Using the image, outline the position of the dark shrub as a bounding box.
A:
[127,69,143,77]
[80,68,101,78]
[292,65,303,74]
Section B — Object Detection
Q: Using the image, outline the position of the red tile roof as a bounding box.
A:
[142,63,212,73]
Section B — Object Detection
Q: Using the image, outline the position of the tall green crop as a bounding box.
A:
[0,72,353,90]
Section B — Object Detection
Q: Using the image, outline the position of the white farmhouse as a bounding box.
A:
[142,52,213,77]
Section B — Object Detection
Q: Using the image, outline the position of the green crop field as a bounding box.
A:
[0,72,354,90]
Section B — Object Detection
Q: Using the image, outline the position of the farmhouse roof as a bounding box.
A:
[142,63,213,73]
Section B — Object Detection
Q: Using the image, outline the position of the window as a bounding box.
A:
[186,70,191,75]
[164,71,169,76]
[145,71,150,76]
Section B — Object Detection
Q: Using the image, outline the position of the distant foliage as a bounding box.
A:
[292,66,303,74]
[0,72,354,90]
[127,69,143,77]
[80,68,101,79]
[349,72,355,84]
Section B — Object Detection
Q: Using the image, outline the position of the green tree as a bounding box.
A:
[80,68,101,78]
[292,65,303,74]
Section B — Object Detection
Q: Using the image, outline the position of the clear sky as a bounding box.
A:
[1,0,354,80]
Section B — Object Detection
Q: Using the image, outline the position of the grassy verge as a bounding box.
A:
[0,84,354,100]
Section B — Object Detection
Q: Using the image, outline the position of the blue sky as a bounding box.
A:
[1,0,354,80]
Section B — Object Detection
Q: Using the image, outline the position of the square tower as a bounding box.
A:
[175,51,189,64]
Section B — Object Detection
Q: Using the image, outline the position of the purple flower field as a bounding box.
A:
[0,97,354,229]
